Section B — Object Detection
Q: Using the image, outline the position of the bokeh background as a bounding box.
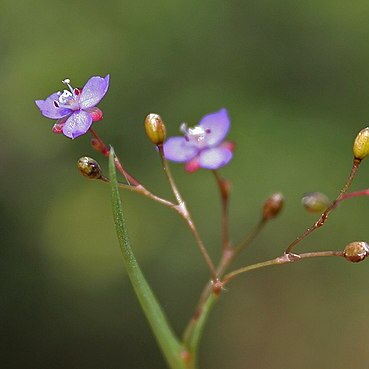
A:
[2,0,369,368]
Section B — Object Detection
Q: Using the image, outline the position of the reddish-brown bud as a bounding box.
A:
[262,192,284,220]
[343,241,369,263]
[144,113,166,145]
[77,156,103,180]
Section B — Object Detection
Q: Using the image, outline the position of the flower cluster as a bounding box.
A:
[36,74,369,369]
[36,76,233,170]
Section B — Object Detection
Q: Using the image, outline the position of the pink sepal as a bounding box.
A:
[185,157,200,173]
[52,122,64,134]
[85,107,103,122]
[221,140,236,152]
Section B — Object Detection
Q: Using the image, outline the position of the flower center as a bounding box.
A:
[180,123,211,148]
[53,78,81,110]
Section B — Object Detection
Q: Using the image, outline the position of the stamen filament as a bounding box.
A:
[62,78,75,95]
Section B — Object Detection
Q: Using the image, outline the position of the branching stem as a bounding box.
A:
[90,130,217,280]
[222,250,344,285]
[157,145,218,282]
[90,128,141,186]
[285,159,361,254]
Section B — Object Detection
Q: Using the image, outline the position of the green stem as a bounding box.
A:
[183,249,344,361]
[185,293,219,362]
[158,144,185,206]
[109,148,186,369]
[223,250,344,285]
[180,293,220,369]
[182,218,268,347]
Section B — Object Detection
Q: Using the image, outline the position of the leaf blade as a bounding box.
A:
[109,147,186,369]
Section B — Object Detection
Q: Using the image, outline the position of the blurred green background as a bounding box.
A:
[2,0,369,368]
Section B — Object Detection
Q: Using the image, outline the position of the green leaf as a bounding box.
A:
[109,148,187,369]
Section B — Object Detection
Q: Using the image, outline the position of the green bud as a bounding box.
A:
[77,157,103,180]
[343,241,369,263]
[144,113,166,145]
[301,192,330,213]
[262,192,284,220]
[353,127,369,160]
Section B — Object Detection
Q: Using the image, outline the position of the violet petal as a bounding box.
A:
[79,75,110,109]
[62,110,93,139]
[163,136,199,162]
[198,146,233,169]
[198,108,230,146]
[35,92,72,119]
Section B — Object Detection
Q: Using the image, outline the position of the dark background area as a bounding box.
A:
[1,0,369,368]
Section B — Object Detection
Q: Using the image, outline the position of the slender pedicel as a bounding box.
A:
[285,159,361,254]
[222,250,345,285]
[212,170,231,250]
[89,128,141,186]
[157,144,218,281]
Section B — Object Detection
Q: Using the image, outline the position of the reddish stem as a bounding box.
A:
[212,171,231,251]
[339,189,369,201]
[89,128,141,186]
[285,159,361,254]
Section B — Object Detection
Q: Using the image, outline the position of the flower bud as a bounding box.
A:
[353,127,369,160]
[144,113,166,145]
[262,192,284,220]
[77,156,102,179]
[301,192,330,213]
[343,241,369,263]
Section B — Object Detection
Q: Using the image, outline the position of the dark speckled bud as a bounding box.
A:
[77,156,102,180]
[343,241,369,263]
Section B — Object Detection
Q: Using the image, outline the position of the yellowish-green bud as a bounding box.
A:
[77,156,102,180]
[353,127,369,160]
[301,192,330,213]
[343,241,369,263]
[262,192,284,220]
[144,113,166,145]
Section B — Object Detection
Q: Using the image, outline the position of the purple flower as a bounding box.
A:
[35,75,110,139]
[163,108,234,172]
